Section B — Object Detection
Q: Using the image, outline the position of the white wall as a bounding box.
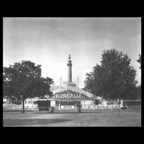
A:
[50,100,56,107]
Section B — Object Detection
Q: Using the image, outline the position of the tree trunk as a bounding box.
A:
[118,104,119,116]
[118,95,120,116]
[22,95,25,113]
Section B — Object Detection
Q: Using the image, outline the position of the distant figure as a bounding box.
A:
[77,103,82,113]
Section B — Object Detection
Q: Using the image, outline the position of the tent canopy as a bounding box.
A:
[51,86,98,101]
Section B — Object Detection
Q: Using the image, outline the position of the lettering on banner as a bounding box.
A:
[63,94,67,98]
[54,93,81,99]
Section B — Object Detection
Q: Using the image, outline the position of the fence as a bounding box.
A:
[122,100,141,109]
[3,100,141,110]
[3,104,22,109]
[3,103,38,109]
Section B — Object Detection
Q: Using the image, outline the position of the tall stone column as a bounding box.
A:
[67,55,72,83]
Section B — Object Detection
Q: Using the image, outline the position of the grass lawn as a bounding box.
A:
[3,108,141,127]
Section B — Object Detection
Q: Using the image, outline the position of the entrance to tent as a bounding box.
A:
[56,100,81,109]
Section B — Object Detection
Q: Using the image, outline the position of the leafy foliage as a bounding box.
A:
[3,60,54,112]
[137,54,141,69]
[136,85,141,100]
[84,49,138,99]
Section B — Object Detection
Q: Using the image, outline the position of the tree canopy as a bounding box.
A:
[137,54,141,69]
[84,49,138,100]
[3,60,54,113]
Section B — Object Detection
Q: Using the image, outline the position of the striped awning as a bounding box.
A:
[51,86,96,100]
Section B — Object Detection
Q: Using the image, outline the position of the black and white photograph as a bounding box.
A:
[3,17,141,127]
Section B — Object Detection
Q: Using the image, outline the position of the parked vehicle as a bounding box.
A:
[37,98,55,112]
[121,106,128,110]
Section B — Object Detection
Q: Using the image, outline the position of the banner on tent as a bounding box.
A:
[53,93,82,99]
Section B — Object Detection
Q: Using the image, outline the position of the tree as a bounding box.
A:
[136,54,141,99]
[136,85,141,100]
[84,49,137,100]
[3,60,54,113]
[137,54,141,69]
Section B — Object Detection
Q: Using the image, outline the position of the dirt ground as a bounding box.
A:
[3,108,141,127]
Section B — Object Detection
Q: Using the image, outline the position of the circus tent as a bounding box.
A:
[51,86,94,100]
[50,85,101,109]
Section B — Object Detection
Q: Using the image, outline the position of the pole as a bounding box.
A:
[12,96,15,109]
[77,76,79,88]
[60,100,61,109]
[118,103,119,116]
[118,95,120,116]
[111,103,113,110]
[102,91,103,110]
[31,99,33,110]
[13,103,14,109]
[22,95,25,113]
[93,96,95,110]
[60,76,62,88]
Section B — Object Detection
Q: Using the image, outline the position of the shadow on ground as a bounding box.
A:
[34,111,102,114]
[3,119,72,126]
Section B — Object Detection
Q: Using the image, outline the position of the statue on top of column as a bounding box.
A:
[68,54,71,59]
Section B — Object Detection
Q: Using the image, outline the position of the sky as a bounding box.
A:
[3,17,141,88]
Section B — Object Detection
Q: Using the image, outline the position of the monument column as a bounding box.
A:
[67,55,72,83]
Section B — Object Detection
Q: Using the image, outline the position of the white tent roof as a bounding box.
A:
[51,86,101,100]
